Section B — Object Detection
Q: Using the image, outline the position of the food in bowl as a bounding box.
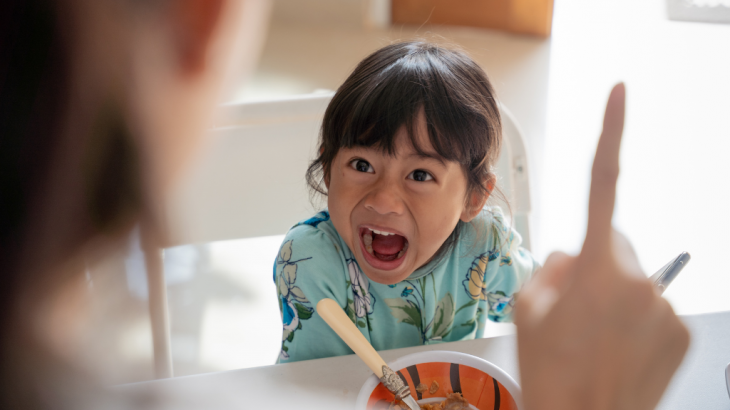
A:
[415,381,440,395]
[387,392,472,410]
[356,351,522,410]
[420,392,470,410]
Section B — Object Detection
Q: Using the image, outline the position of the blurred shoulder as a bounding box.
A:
[281,210,347,259]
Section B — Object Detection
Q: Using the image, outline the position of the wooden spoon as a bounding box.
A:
[317,298,420,410]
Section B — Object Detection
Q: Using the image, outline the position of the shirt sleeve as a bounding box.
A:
[274,224,354,363]
[479,207,539,323]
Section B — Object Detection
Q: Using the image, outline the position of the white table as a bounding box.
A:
[118,311,730,409]
[658,311,730,410]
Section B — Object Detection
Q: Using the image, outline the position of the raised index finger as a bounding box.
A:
[582,83,626,256]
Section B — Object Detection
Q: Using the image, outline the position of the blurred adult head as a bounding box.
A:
[0,0,269,406]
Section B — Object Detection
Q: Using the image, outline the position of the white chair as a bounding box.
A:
[164,94,330,246]
[147,93,533,377]
[491,104,533,251]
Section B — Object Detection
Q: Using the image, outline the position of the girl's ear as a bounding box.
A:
[460,177,495,222]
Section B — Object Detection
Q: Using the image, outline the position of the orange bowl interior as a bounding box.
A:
[367,362,518,410]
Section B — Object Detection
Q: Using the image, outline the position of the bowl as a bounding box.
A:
[355,351,522,410]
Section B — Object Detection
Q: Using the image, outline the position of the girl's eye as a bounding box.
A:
[408,170,433,182]
[350,159,374,173]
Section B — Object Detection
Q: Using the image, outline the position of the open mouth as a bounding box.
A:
[359,226,409,270]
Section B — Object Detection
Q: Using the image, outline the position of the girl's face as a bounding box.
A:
[327,115,485,285]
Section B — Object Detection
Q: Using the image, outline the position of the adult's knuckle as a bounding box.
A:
[657,300,690,350]
[678,323,691,351]
[670,313,691,350]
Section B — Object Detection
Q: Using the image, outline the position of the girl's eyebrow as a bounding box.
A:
[408,152,446,167]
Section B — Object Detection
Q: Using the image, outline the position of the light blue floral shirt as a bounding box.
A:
[274,207,538,363]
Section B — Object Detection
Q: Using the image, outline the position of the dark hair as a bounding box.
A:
[0,0,66,280]
[306,40,503,259]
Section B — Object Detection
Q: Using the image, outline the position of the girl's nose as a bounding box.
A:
[364,183,405,216]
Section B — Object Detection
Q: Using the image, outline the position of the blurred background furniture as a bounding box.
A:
[165,94,328,245]
[666,0,730,24]
[391,0,554,37]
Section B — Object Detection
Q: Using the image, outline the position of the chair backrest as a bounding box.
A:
[165,93,532,249]
[165,94,329,246]
[490,105,533,250]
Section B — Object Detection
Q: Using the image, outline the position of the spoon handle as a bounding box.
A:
[317,298,387,378]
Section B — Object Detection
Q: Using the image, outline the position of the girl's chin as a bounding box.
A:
[359,265,411,285]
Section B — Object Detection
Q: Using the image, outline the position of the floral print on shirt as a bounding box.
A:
[461,222,519,323]
[344,260,376,330]
[385,275,455,344]
[276,240,313,359]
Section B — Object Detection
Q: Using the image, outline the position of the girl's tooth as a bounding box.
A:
[368,228,400,236]
[366,245,374,255]
[396,241,409,259]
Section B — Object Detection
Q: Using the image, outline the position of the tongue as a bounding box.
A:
[372,234,406,256]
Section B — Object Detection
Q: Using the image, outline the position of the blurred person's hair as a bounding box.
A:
[1,0,69,277]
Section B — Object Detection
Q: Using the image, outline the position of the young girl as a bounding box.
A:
[274,41,538,362]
